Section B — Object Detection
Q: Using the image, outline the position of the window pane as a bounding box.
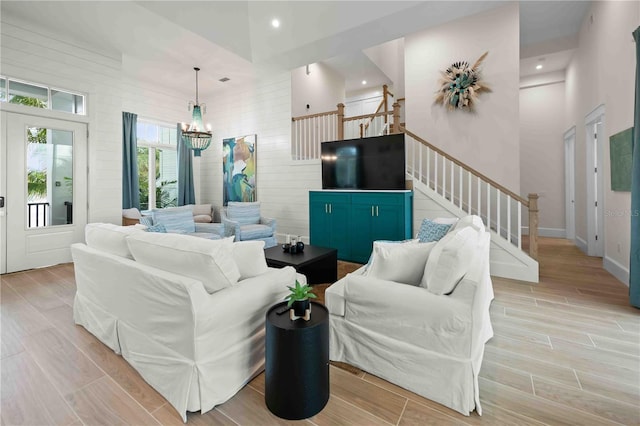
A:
[26,127,74,228]
[51,90,85,115]
[0,78,6,102]
[156,149,177,208]
[9,80,48,108]
[137,147,150,210]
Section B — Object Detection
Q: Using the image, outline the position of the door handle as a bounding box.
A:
[0,196,4,208]
[371,206,374,216]
[329,204,332,214]
[376,206,379,216]
[325,203,328,213]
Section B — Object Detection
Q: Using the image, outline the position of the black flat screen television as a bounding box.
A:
[321,133,405,190]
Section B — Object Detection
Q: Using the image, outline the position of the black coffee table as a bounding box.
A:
[264,245,337,284]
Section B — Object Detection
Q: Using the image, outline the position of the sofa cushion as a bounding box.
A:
[227,202,261,225]
[238,224,273,240]
[417,219,453,242]
[364,239,418,272]
[153,209,196,234]
[192,204,212,216]
[85,223,146,259]
[421,226,479,295]
[367,241,436,286]
[232,241,269,280]
[126,233,240,294]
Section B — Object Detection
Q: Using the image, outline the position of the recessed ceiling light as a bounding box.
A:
[536,64,543,70]
[361,80,367,85]
[219,77,230,83]
[271,18,280,28]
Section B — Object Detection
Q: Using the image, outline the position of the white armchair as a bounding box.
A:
[221,201,277,248]
[325,216,494,416]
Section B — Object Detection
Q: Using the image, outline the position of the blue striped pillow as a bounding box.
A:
[227,202,261,225]
[139,216,154,227]
[153,209,195,234]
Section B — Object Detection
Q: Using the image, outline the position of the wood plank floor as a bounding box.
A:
[1,237,639,425]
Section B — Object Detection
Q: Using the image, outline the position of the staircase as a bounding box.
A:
[291,91,539,283]
[403,128,538,282]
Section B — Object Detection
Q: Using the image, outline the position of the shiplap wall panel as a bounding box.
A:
[1,15,123,226]
[201,72,321,241]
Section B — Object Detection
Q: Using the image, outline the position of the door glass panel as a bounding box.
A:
[26,127,73,227]
[9,80,48,108]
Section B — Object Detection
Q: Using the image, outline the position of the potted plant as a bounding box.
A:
[285,280,317,320]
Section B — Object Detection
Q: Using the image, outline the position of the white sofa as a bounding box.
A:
[72,223,304,421]
[325,216,494,416]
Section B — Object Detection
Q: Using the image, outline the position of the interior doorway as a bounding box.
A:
[585,105,605,257]
[564,127,576,241]
[1,111,87,273]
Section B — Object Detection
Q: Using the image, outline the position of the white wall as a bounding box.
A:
[520,78,566,236]
[405,2,521,193]
[565,1,638,283]
[363,38,405,97]
[1,13,123,225]
[200,72,320,241]
[291,62,344,118]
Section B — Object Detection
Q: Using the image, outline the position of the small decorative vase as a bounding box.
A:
[290,299,311,321]
[296,241,305,253]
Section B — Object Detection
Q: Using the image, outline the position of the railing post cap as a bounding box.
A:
[528,193,539,199]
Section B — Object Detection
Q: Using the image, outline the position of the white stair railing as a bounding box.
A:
[291,110,339,160]
[403,127,538,259]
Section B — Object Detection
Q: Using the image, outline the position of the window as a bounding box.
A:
[0,76,86,115]
[136,121,178,210]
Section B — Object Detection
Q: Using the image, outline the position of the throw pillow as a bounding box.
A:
[126,233,240,294]
[364,239,418,272]
[152,209,196,234]
[85,223,146,259]
[193,215,213,223]
[232,241,269,280]
[417,219,452,242]
[191,204,212,216]
[366,242,436,286]
[451,215,485,233]
[227,201,261,225]
[139,216,154,227]
[147,223,166,233]
[421,226,479,295]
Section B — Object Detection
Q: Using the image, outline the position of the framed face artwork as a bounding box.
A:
[222,134,256,205]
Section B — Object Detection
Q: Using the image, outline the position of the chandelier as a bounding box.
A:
[182,67,212,157]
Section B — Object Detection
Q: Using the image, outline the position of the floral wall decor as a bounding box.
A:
[435,51,490,111]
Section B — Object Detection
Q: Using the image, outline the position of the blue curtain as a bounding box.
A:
[122,112,140,209]
[630,27,640,308]
[177,124,196,206]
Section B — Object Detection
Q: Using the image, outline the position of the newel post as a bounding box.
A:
[337,103,345,140]
[528,193,539,260]
[383,84,389,125]
[392,102,401,133]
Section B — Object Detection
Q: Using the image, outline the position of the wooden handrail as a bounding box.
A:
[397,97,405,102]
[292,109,338,122]
[343,110,392,122]
[401,126,529,206]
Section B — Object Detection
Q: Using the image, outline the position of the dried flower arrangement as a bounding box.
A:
[435,51,490,111]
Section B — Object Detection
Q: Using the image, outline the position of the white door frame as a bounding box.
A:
[2,110,88,273]
[585,104,605,257]
[0,112,7,274]
[564,126,576,241]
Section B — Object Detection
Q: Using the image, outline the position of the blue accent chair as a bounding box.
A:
[221,201,277,248]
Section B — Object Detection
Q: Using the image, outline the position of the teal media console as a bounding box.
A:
[309,191,413,264]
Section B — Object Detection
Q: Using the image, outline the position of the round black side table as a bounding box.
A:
[265,301,329,420]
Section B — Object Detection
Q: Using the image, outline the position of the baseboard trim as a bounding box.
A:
[603,256,630,287]
[575,236,588,253]
[521,227,566,238]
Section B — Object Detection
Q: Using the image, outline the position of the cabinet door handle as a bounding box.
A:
[329,204,332,214]
[376,206,379,216]
[371,206,374,216]
[325,203,328,213]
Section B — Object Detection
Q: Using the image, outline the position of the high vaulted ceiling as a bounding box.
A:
[1,1,591,98]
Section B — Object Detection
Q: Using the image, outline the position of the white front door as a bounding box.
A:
[4,112,87,273]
